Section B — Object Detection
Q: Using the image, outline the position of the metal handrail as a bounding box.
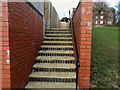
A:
[69,16,80,90]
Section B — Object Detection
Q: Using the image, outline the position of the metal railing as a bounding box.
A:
[69,16,80,90]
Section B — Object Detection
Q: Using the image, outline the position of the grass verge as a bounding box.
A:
[91,27,118,88]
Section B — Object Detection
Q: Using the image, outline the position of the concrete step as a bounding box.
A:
[45,34,72,37]
[39,50,74,56]
[45,30,71,32]
[43,41,73,45]
[46,28,70,31]
[25,82,75,89]
[29,72,76,82]
[33,63,75,72]
[36,56,75,63]
[33,63,75,69]
[36,56,75,61]
[44,37,72,41]
[45,31,71,34]
[30,72,76,79]
[40,45,73,50]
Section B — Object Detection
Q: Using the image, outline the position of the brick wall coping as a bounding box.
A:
[26,2,43,17]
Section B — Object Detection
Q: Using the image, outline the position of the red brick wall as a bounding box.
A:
[1,2,43,89]
[73,1,92,88]
[1,2,11,89]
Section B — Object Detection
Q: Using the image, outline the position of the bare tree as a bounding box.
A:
[93,0,109,13]
[116,1,120,25]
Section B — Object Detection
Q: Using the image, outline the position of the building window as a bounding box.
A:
[96,16,98,19]
[95,21,98,24]
[100,16,103,19]
[101,11,103,14]
[100,21,103,24]
[108,21,112,25]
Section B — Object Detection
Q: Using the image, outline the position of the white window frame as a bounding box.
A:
[100,21,104,24]
[96,16,98,19]
[100,16,104,19]
[101,11,103,14]
[95,21,98,24]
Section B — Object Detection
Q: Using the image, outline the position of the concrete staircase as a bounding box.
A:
[25,28,76,89]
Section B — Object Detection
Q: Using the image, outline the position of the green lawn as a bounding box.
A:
[91,27,118,88]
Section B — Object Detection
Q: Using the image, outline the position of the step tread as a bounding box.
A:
[43,41,73,43]
[33,63,75,69]
[41,45,73,48]
[39,50,74,54]
[46,34,71,35]
[45,31,71,32]
[36,56,75,61]
[46,28,70,30]
[45,37,72,39]
[25,82,75,88]
[29,72,76,78]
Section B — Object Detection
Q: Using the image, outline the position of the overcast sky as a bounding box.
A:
[51,0,79,19]
[51,0,119,19]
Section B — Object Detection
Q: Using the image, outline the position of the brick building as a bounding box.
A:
[93,7,115,26]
